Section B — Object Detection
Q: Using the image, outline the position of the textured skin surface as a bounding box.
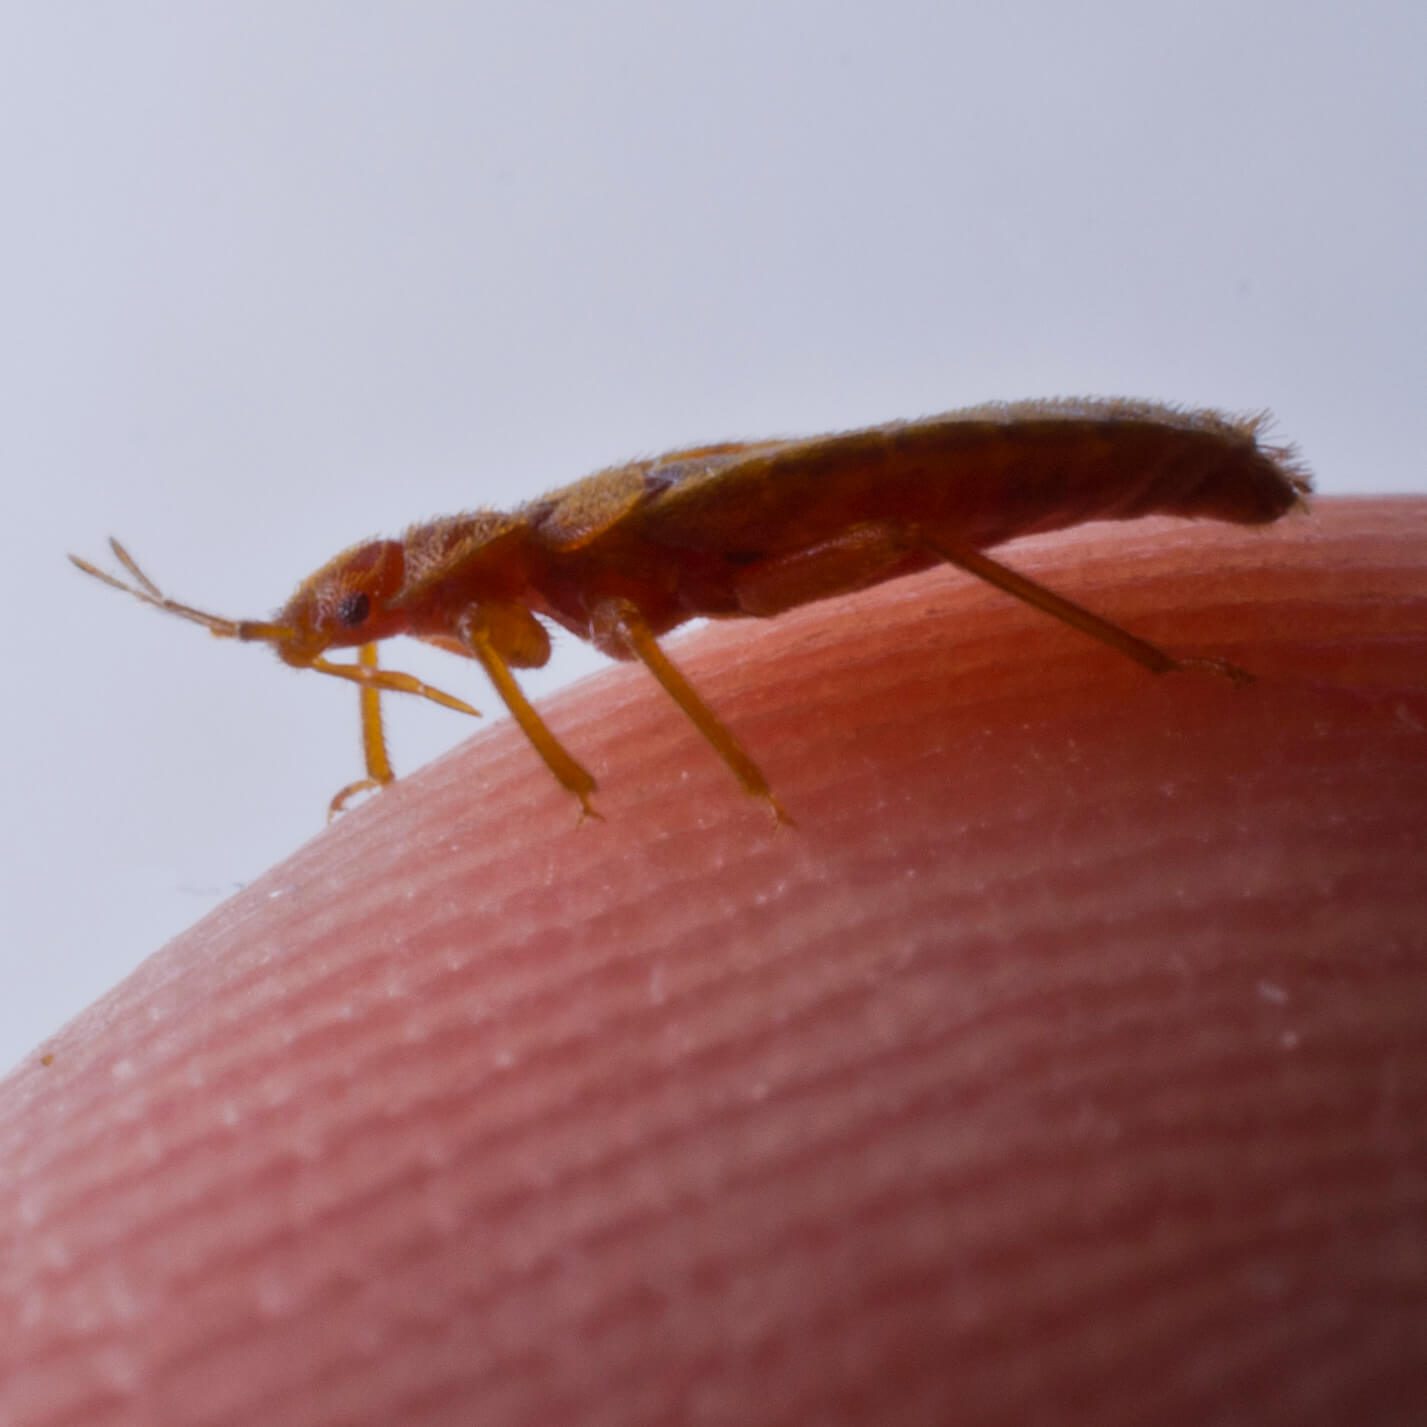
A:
[5,499,1426,1427]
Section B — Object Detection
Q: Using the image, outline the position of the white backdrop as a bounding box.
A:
[3,1,1423,1070]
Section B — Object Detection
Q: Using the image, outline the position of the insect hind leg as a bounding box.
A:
[917,530,1252,685]
[727,518,1249,685]
[728,523,924,618]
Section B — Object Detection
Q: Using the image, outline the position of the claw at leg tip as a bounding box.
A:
[766,793,796,830]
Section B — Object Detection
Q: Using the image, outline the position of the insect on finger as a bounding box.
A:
[70,397,1310,820]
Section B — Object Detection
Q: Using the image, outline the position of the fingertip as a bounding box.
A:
[5,498,1424,1427]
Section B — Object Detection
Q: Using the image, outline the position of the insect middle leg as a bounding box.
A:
[457,610,601,820]
[591,599,792,825]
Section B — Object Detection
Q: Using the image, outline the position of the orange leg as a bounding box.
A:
[729,523,913,617]
[595,599,791,826]
[328,643,397,818]
[730,520,1251,685]
[458,612,601,821]
[920,534,1253,685]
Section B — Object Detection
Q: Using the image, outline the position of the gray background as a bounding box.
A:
[4,1,1423,1071]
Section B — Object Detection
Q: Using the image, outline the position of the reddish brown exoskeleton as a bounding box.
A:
[72,398,1309,822]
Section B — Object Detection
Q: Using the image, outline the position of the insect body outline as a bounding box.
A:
[71,397,1310,821]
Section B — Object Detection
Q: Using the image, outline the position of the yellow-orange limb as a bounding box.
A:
[603,601,791,826]
[459,614,601,820]
[921,535,1253,686]
[309,657,482,713]
[328,643,395,819]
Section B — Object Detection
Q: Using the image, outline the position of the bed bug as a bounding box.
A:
[71,397,1309,822]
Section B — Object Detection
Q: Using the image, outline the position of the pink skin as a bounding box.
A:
[4,498,1426,1427]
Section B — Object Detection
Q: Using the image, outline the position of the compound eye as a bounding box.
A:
[337,592,371,628]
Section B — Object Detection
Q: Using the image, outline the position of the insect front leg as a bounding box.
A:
[456,608,601,820]
[329,642,396,819]
[590,599,791,826]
